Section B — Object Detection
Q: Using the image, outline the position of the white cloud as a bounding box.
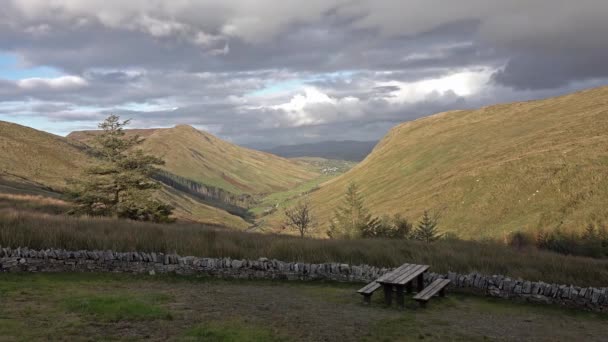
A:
[17,75,89,90]
[378,69,492,103]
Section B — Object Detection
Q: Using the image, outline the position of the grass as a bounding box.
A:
[249,158,356,219]
[0,121,252,228]
[2,209,608,287]
[0,272,607,341]
[250,174,338,217]
[64,295,173,322]
[70,124,319,195]
[184,321,286,342]
[304,86,608,238]
[0,120,93,191]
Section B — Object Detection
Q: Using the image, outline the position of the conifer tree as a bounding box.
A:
[69,115,174,222]
[327,182,374,239]
[414,210,442,243]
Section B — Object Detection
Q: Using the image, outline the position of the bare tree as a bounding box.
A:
[283,199,316,238]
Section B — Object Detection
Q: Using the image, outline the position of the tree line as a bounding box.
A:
[153,169,256,220]
[284,182,443,242]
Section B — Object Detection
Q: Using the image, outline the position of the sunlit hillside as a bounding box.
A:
[1,121,248,228]
[306,86,608,239]
[70,125,319,195]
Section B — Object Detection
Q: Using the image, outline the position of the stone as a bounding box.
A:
[522,281,532,294]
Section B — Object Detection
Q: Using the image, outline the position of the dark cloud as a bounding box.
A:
[0,1,607,146]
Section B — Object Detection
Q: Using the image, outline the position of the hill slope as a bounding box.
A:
[264,140,377,161]
[69,125,319,195]
[307,86,608,239]
[0,121,93,191]
[1,121,248,228]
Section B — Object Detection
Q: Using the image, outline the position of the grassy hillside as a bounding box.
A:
[70,125,318,195]
[0,121,248,228]
[306,86,608,239]
[0,121,93,191]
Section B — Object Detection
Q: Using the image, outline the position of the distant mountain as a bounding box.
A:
[1,121,249,228]
[264,140,378,161]
[302,86,608,239]
[69,125,318,195]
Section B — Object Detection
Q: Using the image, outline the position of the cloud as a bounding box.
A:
[17,75,88,90]
[0,1,607,145]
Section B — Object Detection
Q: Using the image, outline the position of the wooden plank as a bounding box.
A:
[390,264,425,284]
[357,281,381,294]
[377,263,417,284]
[384,264,417,283]
[375,263,413,283]
[414,279,451,302]
[385,264,429,286]
[383,284,393,306]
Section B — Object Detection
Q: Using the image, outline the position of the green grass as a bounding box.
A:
[250,174,336,216]
[64,295,173,322]
[183,321,287,342]
[3,209,608,287]
[306,86,608,238]
[1,273,607,341]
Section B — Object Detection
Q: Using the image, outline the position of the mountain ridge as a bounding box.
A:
[69,124,319,195]
[302,85,608,238]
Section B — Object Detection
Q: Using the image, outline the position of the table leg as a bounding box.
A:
[396,285,405,309]
[406,281,413,294]
[383,284,392,306]
[417,273,425,292]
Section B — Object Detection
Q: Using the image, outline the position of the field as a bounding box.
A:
[305,86,608,238]
[250,158,356,218]
[0,273,606,341]
[2,209,608,287]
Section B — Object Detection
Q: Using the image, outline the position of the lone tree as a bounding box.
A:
[283,198,316,238]
[327,182,375,239]
[414,210,442,243]
[69,115,174,222]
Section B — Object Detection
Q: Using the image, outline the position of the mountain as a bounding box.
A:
[263,140,377,161]
[69,125,318,195]
[306,86,608,239]
[1,121,248,228]
[0,120,93,191]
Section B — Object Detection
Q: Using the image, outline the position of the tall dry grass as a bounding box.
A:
[1,209,607,287]
[0,193,70,214]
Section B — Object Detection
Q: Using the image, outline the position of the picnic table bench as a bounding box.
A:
[357,263,449,309]
[413,278,451,307]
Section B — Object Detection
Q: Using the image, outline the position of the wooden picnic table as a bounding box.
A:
[376,263,429,308]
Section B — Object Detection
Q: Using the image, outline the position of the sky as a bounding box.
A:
[1,1,607,148]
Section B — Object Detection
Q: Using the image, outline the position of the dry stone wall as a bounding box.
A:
[1,246,606,312]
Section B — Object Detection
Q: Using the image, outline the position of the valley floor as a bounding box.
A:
[0,273,605,341]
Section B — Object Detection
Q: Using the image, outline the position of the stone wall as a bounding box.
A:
[1,246,606,312]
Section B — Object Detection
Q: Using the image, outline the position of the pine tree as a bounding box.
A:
[327,182,374,239]
[69,115,174,222]
[414,210,442,243]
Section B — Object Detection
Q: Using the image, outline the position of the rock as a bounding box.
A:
[522,281,532,294]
